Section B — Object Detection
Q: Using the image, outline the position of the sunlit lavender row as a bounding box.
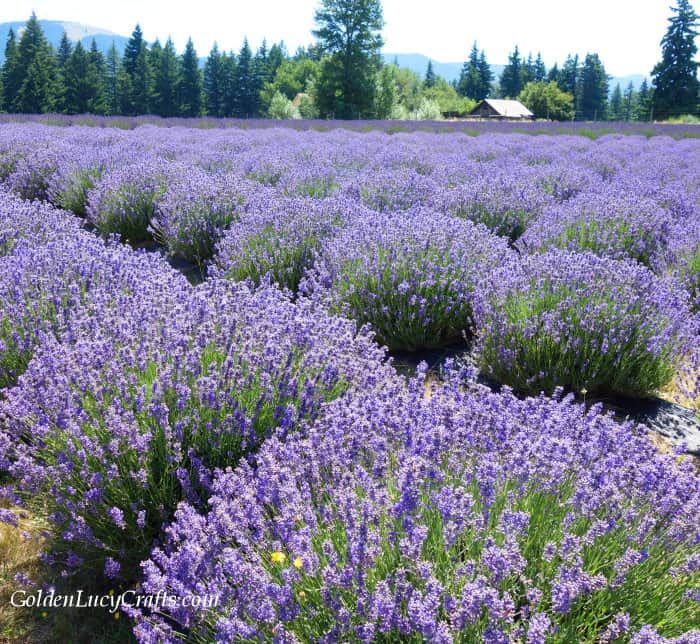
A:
[0,122,699,642]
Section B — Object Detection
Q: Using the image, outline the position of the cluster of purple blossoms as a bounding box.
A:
[0,122,698,643]
[212,196,357,292]
[86,158,176,242]
[474,250,696,397]
[150,168,253,264]
[0,272,390,581]
[301,211,512,351]
[133,373,700,643]
[518,192,678,273]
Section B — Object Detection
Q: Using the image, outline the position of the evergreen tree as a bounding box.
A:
[547,62,559,83]
[55,31,72,112]
[88,39,107,114]
[651,0,699,119]
[63,41,105,114]
[234,39,255,117]
[179,38,202,116]
[105,42,121,115]
[609,82,623,120]
[424,60,436,88]
[622,81,636,121]
[268,43,285,79]
[375,63,398,118]
[534,52,547,82]
[1,29,21,111]
[313,0,384,119]
[148,39,162,108]
[477,50,493,99]
[153,37,180,116]
[500,46,523,98]
[636,78,653,121]
[204,43,224,116]
[521,52,535,86]
[121,24,150,114]
[457,43,479,98]
[558,54,580,106]
[56,31,73,68]
[13,13,58,113]
[577,53,609,120]
[220,51,238,117]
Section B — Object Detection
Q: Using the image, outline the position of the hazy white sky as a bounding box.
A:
[2,0,677,75]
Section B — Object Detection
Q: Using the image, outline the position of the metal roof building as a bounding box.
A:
[469,99,534,120]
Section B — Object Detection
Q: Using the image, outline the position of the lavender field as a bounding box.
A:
[0,121,699,642]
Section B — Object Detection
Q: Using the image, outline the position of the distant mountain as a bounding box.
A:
[383,52,648,93]
[0,20,128,63]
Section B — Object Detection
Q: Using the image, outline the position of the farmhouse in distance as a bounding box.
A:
[469,99,535,120]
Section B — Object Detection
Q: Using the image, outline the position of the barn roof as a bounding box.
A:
[470,99,534,118]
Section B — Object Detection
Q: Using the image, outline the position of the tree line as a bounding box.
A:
[0,0,697,121]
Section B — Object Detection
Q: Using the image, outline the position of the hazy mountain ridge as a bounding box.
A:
[0,20,648,91]
[0,20,128,62]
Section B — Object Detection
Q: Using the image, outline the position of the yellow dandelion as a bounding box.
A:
[293,556,303,570]
[298,591,306,601]
[271,551,286,564]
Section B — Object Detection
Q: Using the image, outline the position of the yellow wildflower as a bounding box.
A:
[271,551,286,564]
[293,556,303,570]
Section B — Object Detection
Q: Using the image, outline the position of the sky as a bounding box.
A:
[1,0,677,75]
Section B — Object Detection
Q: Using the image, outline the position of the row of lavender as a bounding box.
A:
[2,124,699,398]
[0,183,699,642]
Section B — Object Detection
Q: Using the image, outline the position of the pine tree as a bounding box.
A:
[1,29,21,111]
[234,39,254,117]
[547,62,559,83]
[534,52,547,82]
[153,37,180,116]
[88,40,107,114]
[268,43,285,79]
[558,54,580,107]
[424,60,436,88]
[220,51,237,117]
[521,52,535,86]
[477,50,493,99]
[578,53,609,120]
[204,43,224,116]
[457,43,479,98]
[374,63,398,118]
[179,38,202,117]
[63,41,105,114]
[622,81,636,121]
[500,46,523,98]
[121,24,150,114]
[105,42,121,115]
[313,0,384,119]
[13,13,58,113]
[55,31,72,112]
[636,78,653,121]
[651,0,699,119]
[609,82,623,120]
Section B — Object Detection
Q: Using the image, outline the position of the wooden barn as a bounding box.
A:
[469,99,534,120]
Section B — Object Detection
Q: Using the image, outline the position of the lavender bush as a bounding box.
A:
[0,279,389,582]
[134,373,700,642]
[518,193,676,273]
[0,232,184,390]
[475,251,695,397]
[150,169,251,264]
[301,211,512,351]
[212,197,352,291]
[86,159,174,242]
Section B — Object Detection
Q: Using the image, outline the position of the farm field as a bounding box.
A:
[0,121,699,642]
